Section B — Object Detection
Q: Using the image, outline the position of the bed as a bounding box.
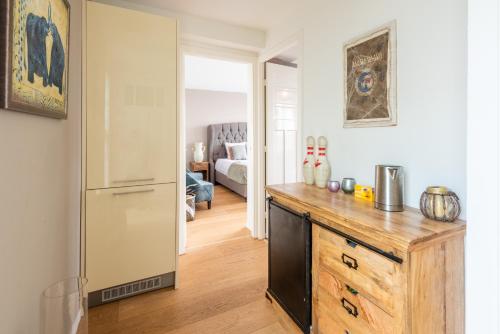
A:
[207,123,247,198]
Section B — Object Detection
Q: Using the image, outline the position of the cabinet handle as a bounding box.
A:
[345,284,359,295]
[112,178,155,183]
[341,298,358,318]
[112,189,155,196]
[346,239,358,248]
[341,253,358,270]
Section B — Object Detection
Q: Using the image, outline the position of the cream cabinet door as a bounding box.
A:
[86,2,177,189]
[86,184,176,292]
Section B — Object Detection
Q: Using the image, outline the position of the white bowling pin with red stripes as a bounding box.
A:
[314,136,331,188]
[303,136,315,185]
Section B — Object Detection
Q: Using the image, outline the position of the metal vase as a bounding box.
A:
[374,165,404,212]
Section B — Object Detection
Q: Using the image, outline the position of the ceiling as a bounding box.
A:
[128,0,305,31]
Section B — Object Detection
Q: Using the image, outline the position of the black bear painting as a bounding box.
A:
[2,0,70,118]
[26,6,65,95]
[26,13,50,87]
[48,23,65,95]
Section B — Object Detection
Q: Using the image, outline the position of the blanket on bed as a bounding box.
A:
[227,161,247,184]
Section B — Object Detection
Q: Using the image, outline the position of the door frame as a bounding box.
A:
[179,40,263,253]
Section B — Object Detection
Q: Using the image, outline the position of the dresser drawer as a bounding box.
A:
[315,303,349,334]
[317,225,403,314]
[316,267,395,334]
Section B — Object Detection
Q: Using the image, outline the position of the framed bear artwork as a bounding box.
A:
[1,0,70,119]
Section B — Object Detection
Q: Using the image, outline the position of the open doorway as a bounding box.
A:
[182,53,254,252]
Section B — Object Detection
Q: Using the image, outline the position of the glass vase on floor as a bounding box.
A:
[41,277,88,334]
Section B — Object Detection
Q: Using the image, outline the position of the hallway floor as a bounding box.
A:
[88,186,288,333]
[187,185,249,251]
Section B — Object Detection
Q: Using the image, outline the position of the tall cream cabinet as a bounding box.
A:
[85,2,177,306]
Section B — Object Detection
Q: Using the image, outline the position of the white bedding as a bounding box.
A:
[215,159,247,175]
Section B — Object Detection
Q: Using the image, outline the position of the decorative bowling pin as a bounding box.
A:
[314,136,331,188]
[303,136,315,185]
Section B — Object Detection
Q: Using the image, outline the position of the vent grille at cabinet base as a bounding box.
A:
[88,272,175,307]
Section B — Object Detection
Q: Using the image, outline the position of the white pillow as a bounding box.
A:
[225,142,246,160]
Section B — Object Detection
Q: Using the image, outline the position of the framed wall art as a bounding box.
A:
[344,21,397,128]
[0,0,70,119]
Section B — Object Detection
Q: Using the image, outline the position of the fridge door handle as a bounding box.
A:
[112,188,155,196]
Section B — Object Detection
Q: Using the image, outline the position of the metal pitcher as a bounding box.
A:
[374,165,404,212]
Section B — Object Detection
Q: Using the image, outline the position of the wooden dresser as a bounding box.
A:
[266,183,465,334]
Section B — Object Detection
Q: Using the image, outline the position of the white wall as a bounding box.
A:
[185,55,250,93]
[265,0,467,211]
[186,89,247,162]
[467,0,500,332]
[0,0,82,332]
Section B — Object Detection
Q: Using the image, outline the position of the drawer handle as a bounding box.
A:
[346,239,358,248]
[345,284,359,295]
[342,253,358,270]
[112,177,155,183]
[341,298,358,318]
[112,189,155,196]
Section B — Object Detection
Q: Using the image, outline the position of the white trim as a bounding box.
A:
[255,60,266,240]
[259,31,303,63]
[80,0,87,280]
[182,39,259,64]
[175,19,182,286]
[179,40,263,251]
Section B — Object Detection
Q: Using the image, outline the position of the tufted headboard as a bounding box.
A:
[207,122,247,183]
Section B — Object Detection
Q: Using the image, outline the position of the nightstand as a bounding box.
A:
[190,161,209,181]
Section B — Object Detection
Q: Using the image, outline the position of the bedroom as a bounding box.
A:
[184,54,252,251]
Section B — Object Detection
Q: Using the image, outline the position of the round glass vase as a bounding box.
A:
[41,277,88,334]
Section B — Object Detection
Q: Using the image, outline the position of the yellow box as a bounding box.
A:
[354,185,374,201]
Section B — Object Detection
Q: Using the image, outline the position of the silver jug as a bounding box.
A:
[374,165,404,212]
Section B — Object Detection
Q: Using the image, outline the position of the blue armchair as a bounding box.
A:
[186,171,214,209]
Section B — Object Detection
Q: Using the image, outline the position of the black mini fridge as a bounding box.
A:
[267,199,311,334]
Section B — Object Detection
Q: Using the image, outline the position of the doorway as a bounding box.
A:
[184,54,250,251]
[178,42,260,254]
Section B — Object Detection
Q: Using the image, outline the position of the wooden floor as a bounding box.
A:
[186,186,249,251]
[88,186,287,334]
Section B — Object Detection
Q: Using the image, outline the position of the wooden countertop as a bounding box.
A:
[266,183,466,252]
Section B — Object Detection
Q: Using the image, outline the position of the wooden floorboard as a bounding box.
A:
[187,186,249,251]
[88,186,286,334]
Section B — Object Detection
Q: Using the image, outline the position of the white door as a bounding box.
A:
[265,62,298,186]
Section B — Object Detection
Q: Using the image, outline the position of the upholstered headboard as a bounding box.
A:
[207,122,247,183]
